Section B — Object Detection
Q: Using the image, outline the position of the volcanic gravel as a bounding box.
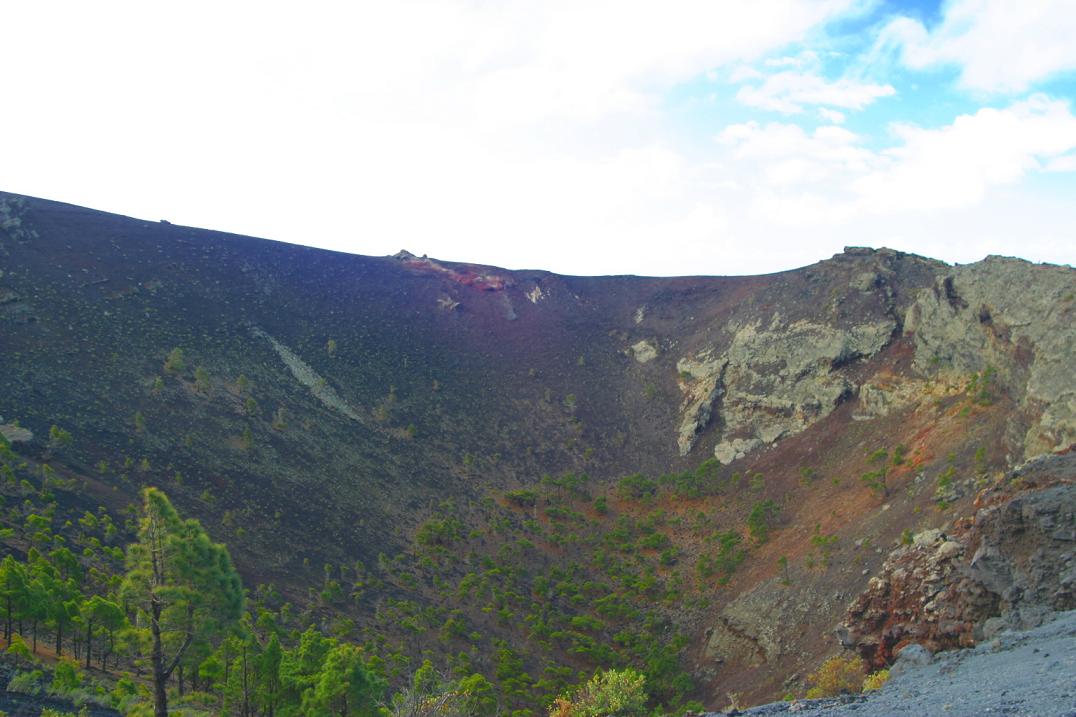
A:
[709,609,1076,717]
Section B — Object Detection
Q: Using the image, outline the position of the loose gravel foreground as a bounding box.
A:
[709,609,1076,717]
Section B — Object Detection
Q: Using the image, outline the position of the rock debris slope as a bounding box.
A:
[708,608,1076,717]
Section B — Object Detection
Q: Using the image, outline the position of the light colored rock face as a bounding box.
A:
[704,571,838,670]
[905,257,1076,459]
[676,352,728,455]
[251,327,364,423]
[713,437,760,464]
[855,379,923,420]
[437,296,460,311]
[0,422,33,443]
[676,315,896,460]
[852,270,881,292]
[703,579,785,668]
[629,339,659,364]
[0,197,38,243]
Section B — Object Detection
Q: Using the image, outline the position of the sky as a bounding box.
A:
[2,0,1076,276]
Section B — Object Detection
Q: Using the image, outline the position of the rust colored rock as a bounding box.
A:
[841,454,1075,669]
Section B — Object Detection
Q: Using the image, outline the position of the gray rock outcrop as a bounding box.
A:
[630,339,659,364]
[904,257,1076,458]
[677,316,896,460]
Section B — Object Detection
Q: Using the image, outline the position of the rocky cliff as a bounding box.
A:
[905,259,1076,458]
[840,452,1076,668]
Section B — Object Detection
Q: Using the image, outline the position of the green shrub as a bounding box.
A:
[805,654,865,698]
[7,669,45,695]
[659,468,717,499]
[747,500,779,543]
[698,531,745,584]
[867,448,888,464]
[163,347,186,374]
[417,516,464,547]
[505,489,538,508]
[194,365,211,392]
[860,447,890,496]
[5,633,33,664]
[550,668,647,717]
[617,474,656,500]
[863,668,889,692]
[808,524,839,568]
[637,532,669,550]
[48,425,73,451]
[965,366,996,405]
[935,463,956,506]
[50,657,83,694]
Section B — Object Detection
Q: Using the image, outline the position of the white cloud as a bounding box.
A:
[764,50,819,68]
[732,45,895,116]
[729,65,765,83]
[853,95,1076,213]
[736,70,895,113]
[718,95,1076,217]
[1,1,1074,277]
[881,0,1076,92]
[719,121,874,185]
[817,107,847,124]
[1045,153,1076,172]
[0,0,865,278]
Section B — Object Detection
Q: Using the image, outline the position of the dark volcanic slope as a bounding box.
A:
[0,192,927,577]
[2,190,1073,707]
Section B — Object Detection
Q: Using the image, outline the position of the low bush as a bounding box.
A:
[49,657,83,695]
[616,474,656,500]
[862,668,890,692]
[7,669,45,695]
[549,668,648,717]
[747,499,779,543]
[805,654,865,698]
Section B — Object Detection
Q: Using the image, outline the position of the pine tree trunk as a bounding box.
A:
[56,620,63,657]
[241,644,250,717]
[151,598,168,717]
[85,618,93,670]
[101,631,113,671]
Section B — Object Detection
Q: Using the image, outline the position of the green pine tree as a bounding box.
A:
[121,487,245,717]
[0,555,27,642]
[302,642,383,717]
